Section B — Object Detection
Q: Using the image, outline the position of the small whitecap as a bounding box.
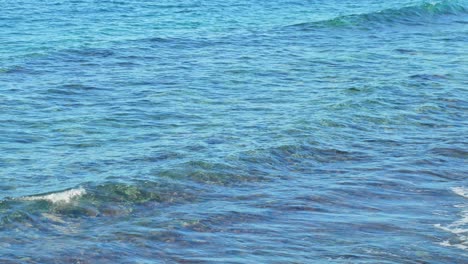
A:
[439,240,468,251]
[452,187,468,199]
[20,187,86,204]
[435,187,467,251]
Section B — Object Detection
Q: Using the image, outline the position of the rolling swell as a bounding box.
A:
[0,140,370,226]
[290,1,467,30]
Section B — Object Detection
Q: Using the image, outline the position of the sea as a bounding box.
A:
[0,0,467,263]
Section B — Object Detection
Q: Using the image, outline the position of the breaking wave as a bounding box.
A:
[435,187,468,251]
[19,187,87,204]
[0,180,198,226]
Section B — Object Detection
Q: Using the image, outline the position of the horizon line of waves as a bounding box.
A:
[288,1,467,30]
[435,186,468,251]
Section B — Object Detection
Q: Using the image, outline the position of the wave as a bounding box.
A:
[19,187,86,204]
[0,140,370,223]
[435,187,468,251]
[290,1,467,30]
[453,187,468,198]
[238,143,370,169]
[0,181,198,227]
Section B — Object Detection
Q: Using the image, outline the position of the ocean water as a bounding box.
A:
[0,0,467,262]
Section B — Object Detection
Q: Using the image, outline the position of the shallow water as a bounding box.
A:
[0,0,467,263]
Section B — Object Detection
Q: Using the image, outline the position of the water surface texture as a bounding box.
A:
[1,0,467,263]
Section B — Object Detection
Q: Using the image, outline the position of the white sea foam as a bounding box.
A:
[435,187,467,251]
[452,187,468,199]
[20,187,86,204]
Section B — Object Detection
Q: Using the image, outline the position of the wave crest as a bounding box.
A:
[19,187,87,204]
[435,187,468,251]
[290,1,467,30]
[0,181,197,224]
[453,187,468,198]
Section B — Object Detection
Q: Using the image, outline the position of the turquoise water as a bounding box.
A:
[1,0,467,262]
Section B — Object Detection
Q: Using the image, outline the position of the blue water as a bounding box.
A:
[1,0,467,262]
